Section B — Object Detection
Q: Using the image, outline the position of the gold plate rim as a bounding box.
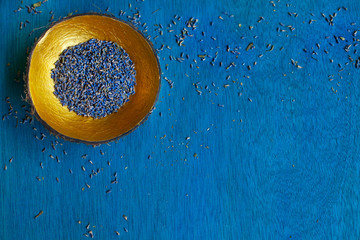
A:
[26,13,161,145]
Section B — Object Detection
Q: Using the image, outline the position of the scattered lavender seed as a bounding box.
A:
[34,210,43,219]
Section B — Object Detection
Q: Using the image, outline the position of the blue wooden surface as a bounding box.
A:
[1,0,360,239]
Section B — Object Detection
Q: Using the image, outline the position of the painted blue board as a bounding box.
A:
[1,0,360,239]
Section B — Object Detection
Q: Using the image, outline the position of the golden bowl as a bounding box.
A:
[27,14,161,144]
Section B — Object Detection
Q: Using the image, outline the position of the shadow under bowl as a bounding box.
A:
[27,14,161,144]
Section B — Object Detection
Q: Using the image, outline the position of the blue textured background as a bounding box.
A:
[1,0,360,239]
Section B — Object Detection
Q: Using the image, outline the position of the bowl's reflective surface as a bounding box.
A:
[27,14,160,143]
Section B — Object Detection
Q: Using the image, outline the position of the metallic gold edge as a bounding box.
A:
[25,13,161,145]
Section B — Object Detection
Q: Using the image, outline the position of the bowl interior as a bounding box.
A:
[28,15,160,143]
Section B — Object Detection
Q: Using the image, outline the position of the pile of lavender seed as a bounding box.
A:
[51,38,136,119]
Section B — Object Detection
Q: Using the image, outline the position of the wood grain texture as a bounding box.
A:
[1,0,360,239]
